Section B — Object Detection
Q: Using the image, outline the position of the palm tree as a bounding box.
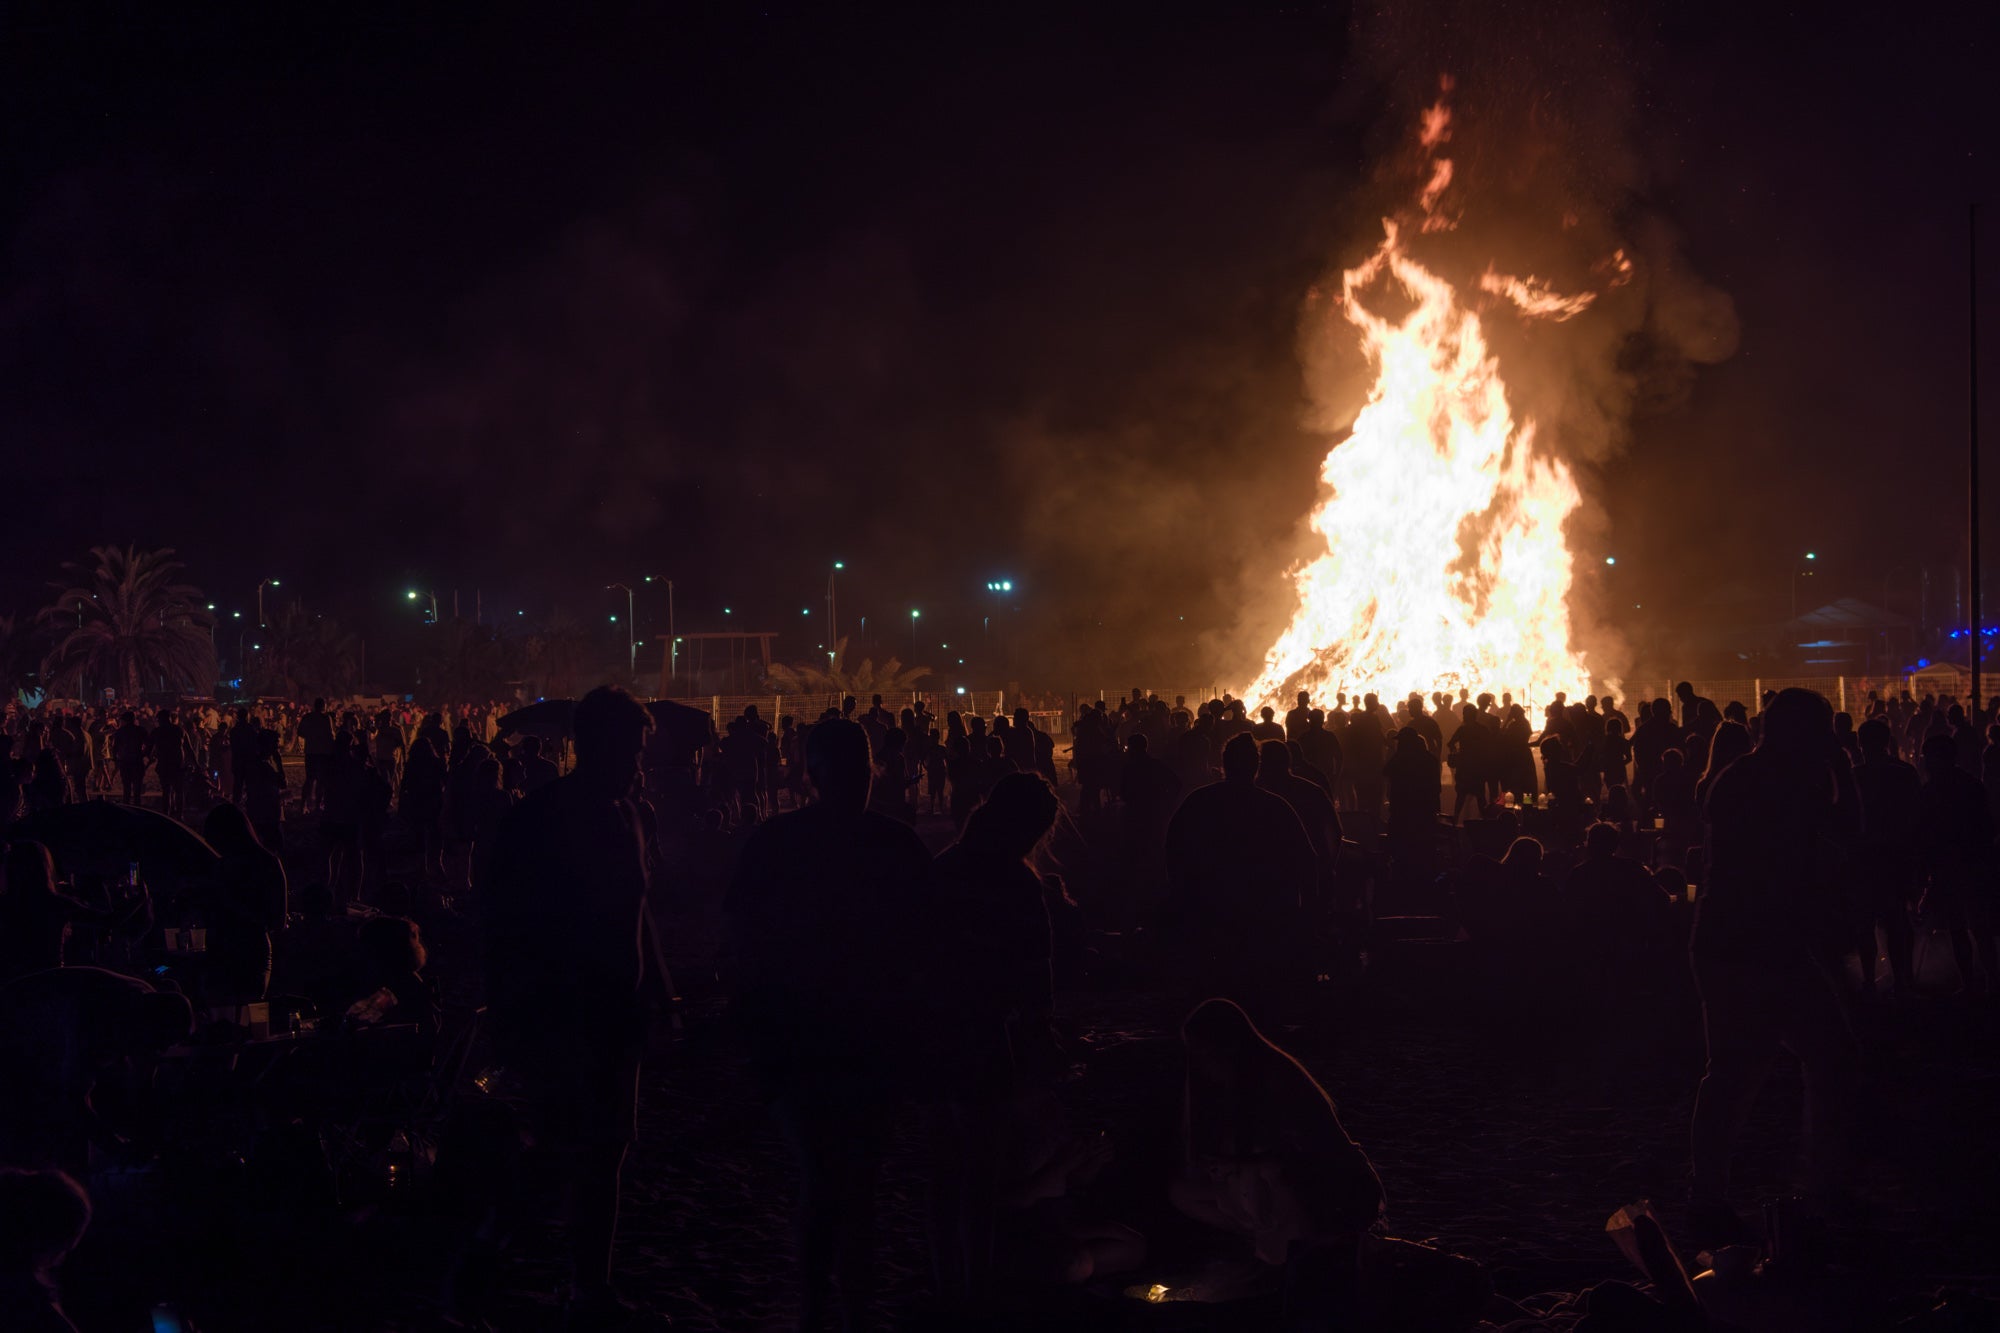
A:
[40,545,216,701]
[252,601,362,699]
[764,636,931,697]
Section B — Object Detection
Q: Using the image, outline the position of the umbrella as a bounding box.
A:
[646,699,714,755]
[496,698,577,740]
[11,799,220,882]
[497,697,712,761]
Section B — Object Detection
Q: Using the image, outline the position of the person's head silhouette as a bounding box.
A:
[807,718,872,812]
[1758,688,1833,763]
[964,772,1060,861]
[1857,717,1894,759]
[1127,733,1149,756]
[572,687,652,795]
[203,801,263,855]
[1502,836,1543,873]
[1583,821,1620,858]
[1221,733,1259,782]
[1675,681,1694,702]
[1920,732,1958,779]
[3,840,56,898]
[1258,739,1292,774]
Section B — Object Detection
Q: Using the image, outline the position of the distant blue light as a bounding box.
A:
[1918,658,1930,668]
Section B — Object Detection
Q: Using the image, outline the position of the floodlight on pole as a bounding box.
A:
[607,584,636,678]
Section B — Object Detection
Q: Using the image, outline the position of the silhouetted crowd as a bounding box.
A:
[0,677,1995,1329]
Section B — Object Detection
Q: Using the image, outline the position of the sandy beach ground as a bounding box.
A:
[56,771,2000,1331]
[595,799,2000,1331]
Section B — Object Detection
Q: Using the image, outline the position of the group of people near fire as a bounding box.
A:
[0,668,1993,1330]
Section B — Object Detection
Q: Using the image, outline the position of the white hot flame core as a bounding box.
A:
[1242,93,1599,708]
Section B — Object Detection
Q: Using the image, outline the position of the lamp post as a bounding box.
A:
[910,608,920,658]
[406,589,438,623]
[257,578,280,627]
[607,584,636,679]
[646,576,677,693]
[985,579,1015,673]
[1790,551,1817,621]
[828,561,845,652]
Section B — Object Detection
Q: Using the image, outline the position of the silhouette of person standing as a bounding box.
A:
[1916,731,1996,993]
[228,707,260,806]
[727,719,934,1332]
[1851,718,1921,996]
[298,697,335,812]
[150,709,189,818]
[1689,688,1856,1242]
[110,711,147,805]
[482,687,668,1324]
[1162,734,1316,1019]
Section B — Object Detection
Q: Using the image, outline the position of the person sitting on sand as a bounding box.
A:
[1170,998,1383,1274]
[341,915,440,1036]
[992,1092,1145,1290]
[1564,822,1674,946]
[0,967,192,1174]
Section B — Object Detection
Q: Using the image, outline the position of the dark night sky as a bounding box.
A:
[3,1,1995,686]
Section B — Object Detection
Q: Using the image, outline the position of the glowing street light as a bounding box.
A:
[828,561,846,650]
[910,608,921,656]
[406,589,438,623]
[607,584,636,677]
[1604,556,1617,566]
[257,577,280,627]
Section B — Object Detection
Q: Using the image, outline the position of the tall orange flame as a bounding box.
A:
[1242,93,1598,708]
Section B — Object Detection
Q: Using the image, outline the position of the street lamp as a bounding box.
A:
[645,577,677,693]
[406,589,438,623]
[607,583,635,678]
[910,608,920,657]
[257,577,280,627]
[1790,553,1817,621]
[828,561,845,652]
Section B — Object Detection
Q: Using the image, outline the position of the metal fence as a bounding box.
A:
[684,691,1070,736]
[675,674,1973,742]
[1619,674,1962,714]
